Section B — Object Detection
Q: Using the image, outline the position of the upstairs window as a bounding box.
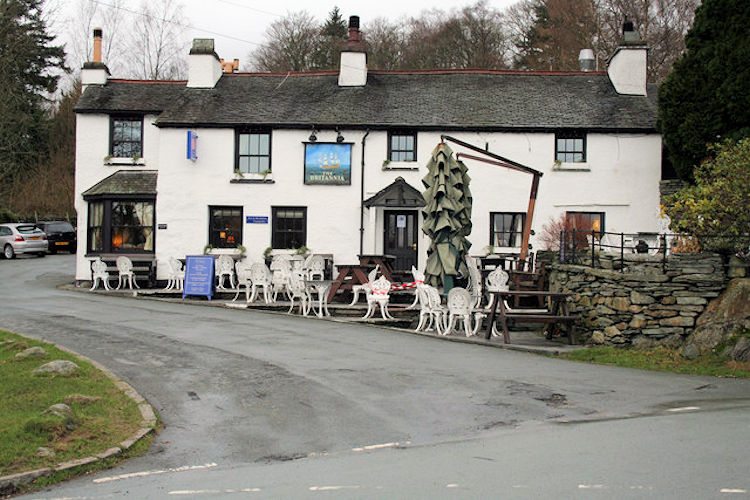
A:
[490,212,525,247]
[555,131,586,163]
[388,131,417,162]
[110,116,143,158]
[237,130,271,174]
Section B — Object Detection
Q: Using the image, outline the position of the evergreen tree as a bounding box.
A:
[658,0,750,180]
[0,0,66,201]
[313,6,347,70]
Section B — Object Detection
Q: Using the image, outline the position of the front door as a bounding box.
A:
[384,210,418,272]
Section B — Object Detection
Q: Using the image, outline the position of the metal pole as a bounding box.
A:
[359,130,370,256]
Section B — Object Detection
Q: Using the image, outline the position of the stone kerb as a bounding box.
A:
[548,253,728,346]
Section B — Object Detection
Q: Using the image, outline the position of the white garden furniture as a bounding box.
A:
[215,254,236,289]
[270,254,293,301]
[248,262,273,303]
[303,254,326,280]
[115,256,139,290]
[287,272,311,315]
[414,283,447,334]
[465,255,484,308]
[363,275,395,320]
[90,257,111,291]
[348,265,379,306]
[164,257,185,290]
[232,264,252,302]
[405,265,426,310]
[445,287,484,337]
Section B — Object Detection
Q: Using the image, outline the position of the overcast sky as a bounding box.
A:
[179,0,519,68]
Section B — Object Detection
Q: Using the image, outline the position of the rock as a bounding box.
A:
[33,360,79,376]
[630,291,655,305]
[612,297,630,312]
[729,336,750,362]
[687,278,750,355]
[590,330,605,344]
[15,347,47,359]
[727,256,747,278]
[676,296,707,306]
[629,315,648,329]
[63,394,102,406]
[603,325,622,338]
[631,335,657,350]
[36,447,55,458]
[659,316,695,327]
[661,296,676,305]
[681,344,700,360]
[43,403,75,420]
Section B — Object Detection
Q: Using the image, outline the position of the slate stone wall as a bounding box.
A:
[546,252,729,346]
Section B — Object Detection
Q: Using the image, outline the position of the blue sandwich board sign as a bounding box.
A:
[183,255,214,300]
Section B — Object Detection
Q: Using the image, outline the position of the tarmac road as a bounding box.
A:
[2,254,749,498]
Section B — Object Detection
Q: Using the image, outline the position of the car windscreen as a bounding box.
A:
[17,225,42,234]
[45,222,74,232]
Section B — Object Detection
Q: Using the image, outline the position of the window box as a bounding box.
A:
[382,160,419,171]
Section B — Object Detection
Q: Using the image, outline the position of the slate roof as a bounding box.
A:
[82,170,157,198]
[76,70,658,132]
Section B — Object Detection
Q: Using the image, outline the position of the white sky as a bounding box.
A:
[179,0,519,68]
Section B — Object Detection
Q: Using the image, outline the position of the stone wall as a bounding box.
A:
[547,252,729,346]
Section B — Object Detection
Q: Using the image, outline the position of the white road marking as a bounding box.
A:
[351,441,409,452]
[666,406,701,412]
[309,485,361,491]
[93,463,218,483]
[446,484,459,488]
[720,489,748,494]
[169,488,261,495]
[578,484,607,489]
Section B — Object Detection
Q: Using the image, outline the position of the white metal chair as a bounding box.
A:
[115,256,139,290]
[248,262,273,303]
[303,254,326,280]
[232,264,252,302]
[414,283,447,334]
[405,265,426,310]
[287,272,311,315]
[445,287,481,337]
[465,255,484,308]
[164,257,185,290]
[348,265,379,306]
[215,255,236,289]
[270,254,293,301]
[90,257,111,291]
[363,275,394,320]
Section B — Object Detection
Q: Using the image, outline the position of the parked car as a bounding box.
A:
[0,223,48,259]
[35,221,77,254]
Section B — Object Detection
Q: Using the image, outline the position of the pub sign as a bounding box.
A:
[304,143,352,185]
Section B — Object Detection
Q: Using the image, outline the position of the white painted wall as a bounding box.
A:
[607,47,648,96]
[75,116,662,282]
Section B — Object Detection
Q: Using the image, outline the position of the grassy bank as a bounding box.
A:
[561,346,750,378]
[0,330,148,479]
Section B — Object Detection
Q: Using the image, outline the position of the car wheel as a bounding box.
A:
[38,252,46,257]
[70,247,77,254]
[4,244,15,259]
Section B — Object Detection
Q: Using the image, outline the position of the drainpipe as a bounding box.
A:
[359,129,370,256]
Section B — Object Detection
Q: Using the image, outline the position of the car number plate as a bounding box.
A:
[55,241,67,245]
[28,236,40,240]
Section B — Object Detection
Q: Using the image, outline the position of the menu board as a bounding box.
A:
[182,255,214,300]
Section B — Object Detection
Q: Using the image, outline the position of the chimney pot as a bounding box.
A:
[578,49,595,71]
[347,15,361,46]
[93,27,103,63]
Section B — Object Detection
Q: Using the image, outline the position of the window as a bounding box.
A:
[566,211,605,237]
[236,130,271,174]
[555,131,586,163]
[110,116,143,158]
[490,212,525,247]
[209,206,243,248]
[272,207,306,249]
[388,131,417,162]
[86,199,154,253]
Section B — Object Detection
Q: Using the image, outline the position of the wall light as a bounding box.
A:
[336,128,344,143]
[309,127,317,142]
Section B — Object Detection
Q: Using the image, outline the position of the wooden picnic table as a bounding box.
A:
[357,254,397,281]
[327,263,374,302]
[485,290,577,344]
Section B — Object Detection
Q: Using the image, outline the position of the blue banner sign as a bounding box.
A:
[183,255,214,300]
[187,131,198,161]
[246,216,269,224]
[304,142,352,185]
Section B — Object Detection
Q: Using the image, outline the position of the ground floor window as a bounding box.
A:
[272,206,306,249]
[566,211,605,236]
[209,206,243,248]
[490,212,525,247]
[87,199,155,253]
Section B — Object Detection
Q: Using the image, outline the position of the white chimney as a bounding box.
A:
[607,20,648,96]
[187,39,222,88]
[81,28,110,91]
[578,49,596,71]
[338,16,367,87]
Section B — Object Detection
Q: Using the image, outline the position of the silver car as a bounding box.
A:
[0,223,48,259]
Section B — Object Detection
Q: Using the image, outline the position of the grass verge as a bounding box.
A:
[561,346,750,378]
[0,330,151,481]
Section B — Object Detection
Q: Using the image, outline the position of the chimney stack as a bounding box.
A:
[93,27,103,63]
[220,58,240,73]
[338,16,367,87]
[607,19,648,95]
[187,38,222,88]
[81,28,110,90]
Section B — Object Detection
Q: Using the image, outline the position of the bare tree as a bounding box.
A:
[251,11,321,72]
[65,0,127,75]
[363,17,405,70]
[124,0,188,80]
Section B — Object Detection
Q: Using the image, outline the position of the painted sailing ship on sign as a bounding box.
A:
[304,143,352,185]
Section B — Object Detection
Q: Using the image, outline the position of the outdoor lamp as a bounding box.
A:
[309,127,317,142]
[336,129,344,143]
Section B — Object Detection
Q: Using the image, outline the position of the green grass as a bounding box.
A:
[0,330,148,478]
[561,346,750,378]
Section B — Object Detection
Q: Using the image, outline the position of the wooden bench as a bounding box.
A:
[502,312,578,344]
[486,290,578,344]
